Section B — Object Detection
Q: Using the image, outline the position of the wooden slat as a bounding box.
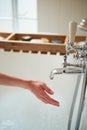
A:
[0,40,66,55]
[5,33,15,40]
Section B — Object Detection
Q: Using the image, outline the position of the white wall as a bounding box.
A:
[37,0,87,35]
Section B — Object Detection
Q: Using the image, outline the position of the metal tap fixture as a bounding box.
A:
[50,21,87,80]
[49,20,87,130]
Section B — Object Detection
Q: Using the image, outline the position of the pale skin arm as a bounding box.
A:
[0,73,59,107]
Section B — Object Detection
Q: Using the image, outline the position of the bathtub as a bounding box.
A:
[0,50,85,130]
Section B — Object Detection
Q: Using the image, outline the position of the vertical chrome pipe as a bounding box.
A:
[67,74,82,130]
[75,63,87,130]
[67,63,87,130]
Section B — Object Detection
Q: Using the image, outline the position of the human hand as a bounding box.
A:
[25,80,60,107]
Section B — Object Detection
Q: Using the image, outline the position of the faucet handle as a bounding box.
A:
[69,21,77,45]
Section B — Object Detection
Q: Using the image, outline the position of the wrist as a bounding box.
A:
[19,79,33,90]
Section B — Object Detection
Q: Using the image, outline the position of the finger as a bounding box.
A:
[44,96,59,106]
[42,84,54,95]
[40,90,60,106]
[45,95,60,106]
[40,97,48,104]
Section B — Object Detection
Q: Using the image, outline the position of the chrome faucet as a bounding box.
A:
[49,20,87,130]
[50,21,87,80]
[50,68,63,80]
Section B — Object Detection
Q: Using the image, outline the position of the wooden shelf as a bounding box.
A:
[0,32,86,55]
[0,32,67,55]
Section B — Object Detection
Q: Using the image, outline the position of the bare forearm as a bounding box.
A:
[0,73,59,106]
[0,73,27,88]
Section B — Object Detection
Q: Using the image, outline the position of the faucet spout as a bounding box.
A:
[50,67,84,80]
[50,68,63,80]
